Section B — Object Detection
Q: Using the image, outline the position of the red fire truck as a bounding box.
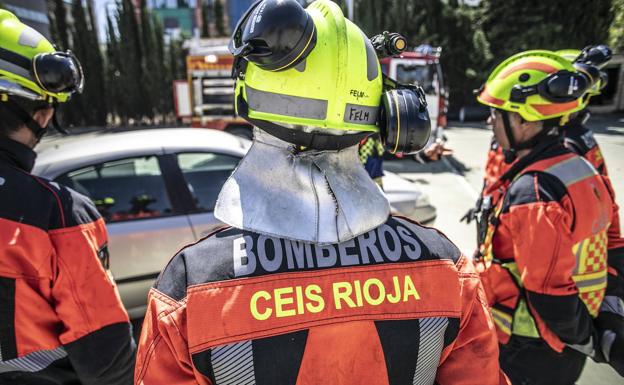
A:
[174,39,254,138]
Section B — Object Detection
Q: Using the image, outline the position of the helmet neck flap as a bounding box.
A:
[214,128,390,244]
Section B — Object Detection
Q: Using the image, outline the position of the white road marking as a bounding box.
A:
[442,157,479,200]
[607,126,624,134]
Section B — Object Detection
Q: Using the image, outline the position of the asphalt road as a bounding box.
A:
[386,114,624,385]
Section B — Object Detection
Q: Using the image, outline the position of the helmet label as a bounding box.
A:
[249,2,267,34]
[344,103,378,125]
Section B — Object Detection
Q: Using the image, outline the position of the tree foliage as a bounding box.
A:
[47,0,187,127]
[214,0,226,36]
[610,0,624,52]
[353,0,615,111]
[481,0,613,61]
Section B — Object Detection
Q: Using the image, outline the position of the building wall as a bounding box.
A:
[3,0,51,38]
[590,53,624,113]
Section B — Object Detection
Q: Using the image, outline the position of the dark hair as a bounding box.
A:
[0,97,48,136]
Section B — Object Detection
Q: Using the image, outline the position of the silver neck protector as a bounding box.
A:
[215,128,390,244]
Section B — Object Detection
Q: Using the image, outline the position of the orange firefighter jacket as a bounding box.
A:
[0,136,135,385]
[136,216,510,385]
[478,140,616,352]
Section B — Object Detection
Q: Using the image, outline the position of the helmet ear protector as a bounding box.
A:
[509,65,601,104]
[575,45,612,68]
[0,48,80,136]
[0,47,84,97]
[379,75,431,155]
[229,0,317,77]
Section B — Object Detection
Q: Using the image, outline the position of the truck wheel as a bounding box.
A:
[227,126,253,140]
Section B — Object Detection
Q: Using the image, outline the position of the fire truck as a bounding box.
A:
[175,40,447,143]
[174,38,254,138]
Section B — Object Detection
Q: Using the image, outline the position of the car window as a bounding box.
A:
[56,156,173,223]
[396,63,436,94]
[177,152,241,212]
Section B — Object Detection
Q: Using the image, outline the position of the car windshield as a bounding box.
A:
[396,63,435,93]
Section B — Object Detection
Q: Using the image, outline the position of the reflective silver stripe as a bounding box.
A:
[211,340,256,385]
[246,85,327,120]
[0,59,34,82]
[413,317,448,385]
[18,26,45,48]
[0,346,67,373]
[574,274,607,289]
[545,156,597,187]
[344,103,378,125]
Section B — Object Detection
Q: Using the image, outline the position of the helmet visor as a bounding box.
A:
[32,51,84,94]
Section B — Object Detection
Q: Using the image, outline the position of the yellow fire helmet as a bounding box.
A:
[477,50,595,122]
[0,9,83,103]
[230,0,383,148]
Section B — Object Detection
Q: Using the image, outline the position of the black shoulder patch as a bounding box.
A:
[154,227,236,301]
[503,172,567,213]
[153,250,189,301]
[391,216,462,263]
[45,181,102,229]
[0,166,56,230]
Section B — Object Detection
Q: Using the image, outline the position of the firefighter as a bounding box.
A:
[358,133,385,187]
[135,1,509,384]
[475,49,623,384]
[0,10,135,385]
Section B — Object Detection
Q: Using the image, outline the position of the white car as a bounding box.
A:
[34,128,436,318]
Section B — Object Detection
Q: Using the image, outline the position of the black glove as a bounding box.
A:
[592,291,624,376]
[460,207,478,224]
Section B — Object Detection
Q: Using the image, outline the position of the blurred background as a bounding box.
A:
[0,0,622,130]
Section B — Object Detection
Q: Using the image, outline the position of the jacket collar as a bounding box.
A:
[0,135,37,172]
[500,134,568,184]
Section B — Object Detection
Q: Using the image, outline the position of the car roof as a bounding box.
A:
[34,128,249,178]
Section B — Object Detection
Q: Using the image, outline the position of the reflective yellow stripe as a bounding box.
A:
[512,299,540,338]
[491,308,512,336]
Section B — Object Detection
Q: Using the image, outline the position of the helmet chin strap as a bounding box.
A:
[500,110,555,163]
[1,99,67,141]
[2,99,47,140]
[500,110,518,163]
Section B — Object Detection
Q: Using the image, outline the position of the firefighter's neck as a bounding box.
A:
[7,108,53,149]
[9,126,38,149]
[511,120,543,160]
